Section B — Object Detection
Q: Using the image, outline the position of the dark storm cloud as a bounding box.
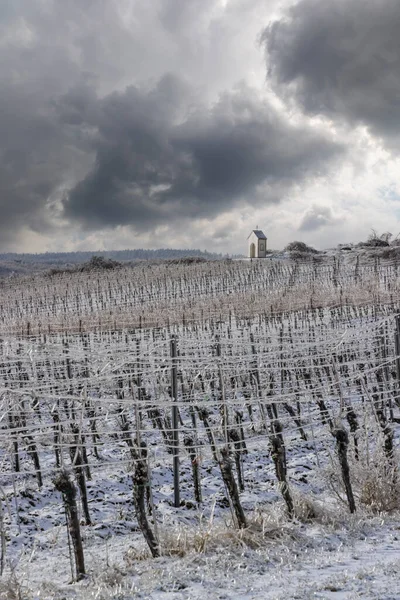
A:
[264,0,400,145]
[0,80,88,241]
[63,79,344,230]
[0,0,116,243]
[0,0,345,246]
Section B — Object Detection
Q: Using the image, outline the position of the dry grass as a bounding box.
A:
[124,491,360,567]
[124,509,292,564]
[0,575,24,600]
[354,458,400,513]
[321,415,400,515]
[292,491,329,523]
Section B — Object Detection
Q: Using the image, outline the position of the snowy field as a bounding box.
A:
[0,255,399,599]
[6,511,400,599]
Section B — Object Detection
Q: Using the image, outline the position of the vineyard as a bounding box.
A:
[0,255,399,599]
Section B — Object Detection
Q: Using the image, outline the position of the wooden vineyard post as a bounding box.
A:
[0,496,5,577]
[332,426,356,513]
[54,470,86,581]
[135,338,143,447]
[184,436,202,505]
[218,364,229,445]
[171,336,180,507]
[70,425,92,526]
[395,315,400,408]
[216,339,229,444]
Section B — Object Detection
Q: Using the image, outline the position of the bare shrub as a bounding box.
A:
[284,241,319,254]
[46,255,122,277]
[166,257,208,265]
[359,471,399,512]
[358,230,391,248]
[325,415,399,514]
[78,256,122,271]
[352,454,400,513]
[390,236,400,247]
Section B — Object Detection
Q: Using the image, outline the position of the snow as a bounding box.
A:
[2,440,399,600]
[9,512,399,599]
[1,256,400,599]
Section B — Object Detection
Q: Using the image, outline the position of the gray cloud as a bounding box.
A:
[0,0,178,244]
[0,79,91,243]
[0,1,110,244]
[264,0,400,146]
[0,0,346,248]
[299,205,344,232]
[63,78,344,230]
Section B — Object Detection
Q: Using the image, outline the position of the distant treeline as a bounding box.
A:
[0,248,238,265]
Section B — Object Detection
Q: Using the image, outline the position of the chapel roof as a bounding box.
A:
[247,230,267,240]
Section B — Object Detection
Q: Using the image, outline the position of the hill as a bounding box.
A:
[0,248,238,276]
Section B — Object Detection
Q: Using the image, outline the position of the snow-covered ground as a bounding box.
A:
[1,257,399,599]
[2,427,399,600]
[5,508,400,599]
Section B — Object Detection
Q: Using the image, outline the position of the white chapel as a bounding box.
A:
[247,229,267,258]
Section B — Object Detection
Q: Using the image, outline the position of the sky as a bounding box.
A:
[1,0,400,255]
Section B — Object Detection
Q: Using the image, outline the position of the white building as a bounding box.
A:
[247,230,267,258]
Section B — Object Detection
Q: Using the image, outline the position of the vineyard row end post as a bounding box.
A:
[395,315,400,408]
[171,335,180,507]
